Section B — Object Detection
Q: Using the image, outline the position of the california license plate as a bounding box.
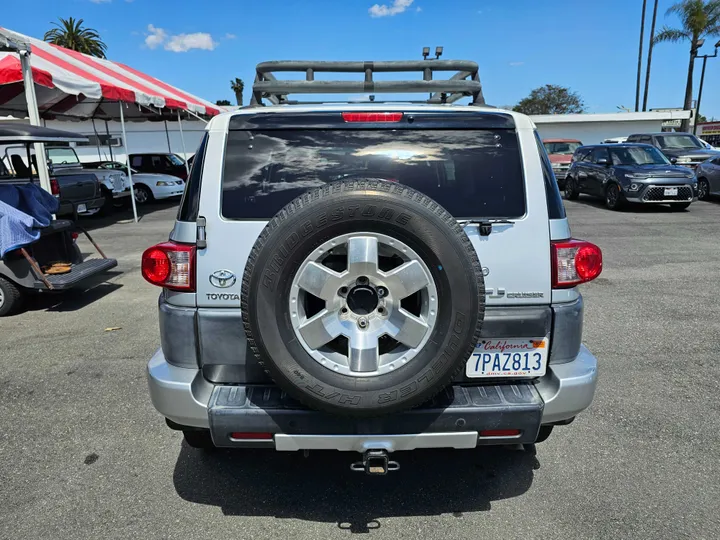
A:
[77,203,87,213]
[466,338,549,378]
[664,187,678,196]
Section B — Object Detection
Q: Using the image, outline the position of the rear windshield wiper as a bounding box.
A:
[458,219,514,236]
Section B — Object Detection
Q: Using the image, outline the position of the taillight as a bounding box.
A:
[141,241,195,291]
[50,178,60,197]
[342,112,403,123]
[551,239,602,288]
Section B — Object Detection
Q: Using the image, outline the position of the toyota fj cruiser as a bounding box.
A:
[143,60,601,475]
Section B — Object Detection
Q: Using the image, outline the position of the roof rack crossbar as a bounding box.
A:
[250,60,485,107]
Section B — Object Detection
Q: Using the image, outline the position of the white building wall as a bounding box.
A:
[43,118,207,163]
[534,120,666,145]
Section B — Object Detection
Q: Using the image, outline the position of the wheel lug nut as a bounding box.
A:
[357,276,368,285]
[377,287,387,297]
[357,317,368,329]
[338,286,348,296]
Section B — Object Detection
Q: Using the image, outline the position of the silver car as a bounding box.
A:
[695,156,720,200]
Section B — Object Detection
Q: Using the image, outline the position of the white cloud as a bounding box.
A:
[165,32,217,52]
[416,6,422,12]
[145,24,167,49]
[144,24,218,52]
[369,0,414,17]
[509,61,524,66]
[225,33,237,39]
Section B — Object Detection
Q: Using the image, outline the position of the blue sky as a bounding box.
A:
[3,0,719,119]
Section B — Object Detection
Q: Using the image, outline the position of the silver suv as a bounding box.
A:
[143,60,601,474]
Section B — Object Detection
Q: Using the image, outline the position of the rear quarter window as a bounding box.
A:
[221,129,527,220]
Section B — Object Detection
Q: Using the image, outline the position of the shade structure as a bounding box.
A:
[0,27,223,120]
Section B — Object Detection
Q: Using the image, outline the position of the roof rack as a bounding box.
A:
[250,60,485,107]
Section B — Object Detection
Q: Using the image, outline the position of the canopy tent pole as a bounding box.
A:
[104,120,114,161]
[163,120,172,153]
[19,49,52,194]
[119,103,138,223]
[185,109,209,124]
[91,118,103,161]
[177,110,190,176]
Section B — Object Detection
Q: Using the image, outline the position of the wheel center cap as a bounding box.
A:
[346,285,379,315]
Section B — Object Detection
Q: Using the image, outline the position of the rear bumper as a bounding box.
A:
[147,345,597,449]
[58,196,105,216]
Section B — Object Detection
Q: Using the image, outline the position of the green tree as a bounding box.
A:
[653,0,720,131]
[215,99,232,106]
[512,85,586,115]
[43,17,107,58]
[230,78,244,106]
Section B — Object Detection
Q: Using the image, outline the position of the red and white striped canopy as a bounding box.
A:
[0,27,223,120]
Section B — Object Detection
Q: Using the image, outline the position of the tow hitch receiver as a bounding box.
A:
[350,450,400,475]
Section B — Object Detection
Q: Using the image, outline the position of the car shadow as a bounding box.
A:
[25,278,123,313]
[566,196,685,213]
[173,443,539,531]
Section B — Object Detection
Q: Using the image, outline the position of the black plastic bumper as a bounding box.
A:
[208,383,544,447]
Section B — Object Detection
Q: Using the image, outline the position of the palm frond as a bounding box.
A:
[653,27,692,44]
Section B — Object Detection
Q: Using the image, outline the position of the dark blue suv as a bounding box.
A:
[565,144,698,210]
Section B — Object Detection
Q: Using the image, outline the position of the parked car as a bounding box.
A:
[3,145,131,214]
[565,143,697,210]
[1,147,104,218]
[128,153,188,181]
[626,132,720,169]
[542,138,582,187]
[695,155,720,200]
[142,59,602,470]
[47,147,132,212]
[602,136,628,144]
[87,161,185,204]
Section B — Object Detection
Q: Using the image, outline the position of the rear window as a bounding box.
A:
[221,129,526,219]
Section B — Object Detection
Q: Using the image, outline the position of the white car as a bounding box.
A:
[92,161,185,204]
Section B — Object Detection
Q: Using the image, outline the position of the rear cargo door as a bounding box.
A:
[195,113,552,309]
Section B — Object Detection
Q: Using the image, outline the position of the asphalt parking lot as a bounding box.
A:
[1,198,719,539]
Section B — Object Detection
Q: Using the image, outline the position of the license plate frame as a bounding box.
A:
[466,338,549,378]
[664,187,679,197]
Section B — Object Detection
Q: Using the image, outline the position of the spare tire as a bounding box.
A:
[241,179,485,417]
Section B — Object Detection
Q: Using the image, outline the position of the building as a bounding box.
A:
[532,110,693,145]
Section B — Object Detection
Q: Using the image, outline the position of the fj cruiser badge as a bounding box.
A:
[209,269,236,288]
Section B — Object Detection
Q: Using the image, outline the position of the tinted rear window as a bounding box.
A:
[221,129,526,219]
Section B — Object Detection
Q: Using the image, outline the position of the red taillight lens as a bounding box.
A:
[50,178,60,196]
[551,239,603,288]
[141,241,195,291]
[342,112,403,123]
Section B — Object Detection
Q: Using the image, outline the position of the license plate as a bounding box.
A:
[466,338,549,378]
[77,203,87,213]
[664,187,678,196]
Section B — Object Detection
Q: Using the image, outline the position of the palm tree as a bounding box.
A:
[44,17,107,58]
[230,78,244,106]
[653,0,720,131]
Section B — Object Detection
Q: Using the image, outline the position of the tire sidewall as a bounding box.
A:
[606,183,621,210]
[243,184,484,415]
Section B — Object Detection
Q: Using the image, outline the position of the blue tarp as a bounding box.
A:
[0,183,60,258]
